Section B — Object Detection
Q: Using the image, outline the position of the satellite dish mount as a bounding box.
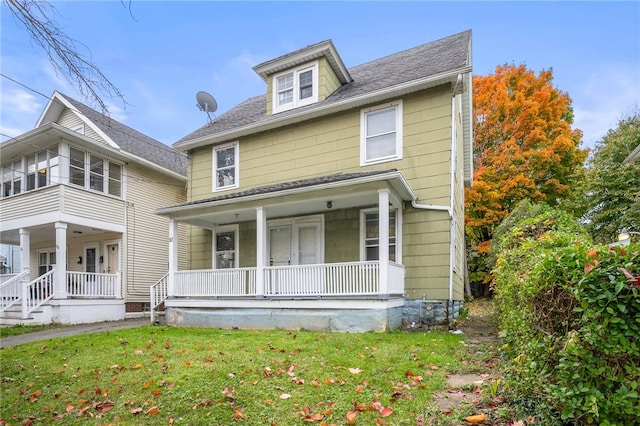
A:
[196,91,218,124]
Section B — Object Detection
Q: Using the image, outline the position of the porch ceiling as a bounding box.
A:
[0,223,113,246]
[161,171,416,229]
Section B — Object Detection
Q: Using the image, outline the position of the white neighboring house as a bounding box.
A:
[0,91,187,325]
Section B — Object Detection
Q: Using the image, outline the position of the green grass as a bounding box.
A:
[0,325,489,425]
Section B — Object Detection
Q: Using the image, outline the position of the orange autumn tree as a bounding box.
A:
[466,64,587,285]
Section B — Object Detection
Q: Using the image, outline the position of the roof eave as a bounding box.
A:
[155,170,416,216]
[174,65,472,152]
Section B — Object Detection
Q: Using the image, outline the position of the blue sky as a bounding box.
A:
[1,1,638,152]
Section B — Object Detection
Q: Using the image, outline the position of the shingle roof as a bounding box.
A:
[171,169,397,208]
[175,30,471,146]
[58,93,187,176]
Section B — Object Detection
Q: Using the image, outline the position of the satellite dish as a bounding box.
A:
[196,91,217,123]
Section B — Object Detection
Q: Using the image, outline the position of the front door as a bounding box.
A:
[106,243,119,274]
[267,217,323,294]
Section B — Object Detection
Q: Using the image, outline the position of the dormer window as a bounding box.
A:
[273,62,318,113]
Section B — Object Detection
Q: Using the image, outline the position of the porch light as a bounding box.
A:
[326,201,333,209]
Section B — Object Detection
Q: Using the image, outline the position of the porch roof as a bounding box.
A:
[155,170,417,227]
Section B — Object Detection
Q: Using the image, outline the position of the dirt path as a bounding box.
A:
[433,299,501,413]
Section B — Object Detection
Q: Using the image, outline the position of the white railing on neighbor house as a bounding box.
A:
[1,273,19,285]
[150,273,168,323]
[174,268,257,297]
[0,271,30,314]
[167,261,404,299]
[67,271,120,298]
[0,269,54,319]
[25,269,55,315]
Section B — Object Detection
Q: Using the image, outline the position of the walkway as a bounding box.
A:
[0,318,149,349]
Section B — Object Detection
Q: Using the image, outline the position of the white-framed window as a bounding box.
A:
[68,146,122,197]
[213,142,239,191]
[214,225,239,269]
[360,208,398,262]
[272,62,319,113]
[1,147,59,198]
[360,100,403,165]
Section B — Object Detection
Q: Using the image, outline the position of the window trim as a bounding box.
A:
[213,224,239,269]
[360,100,403,166]
[359,207,398,262]
[272,61,319,113]
[212,141,239,192]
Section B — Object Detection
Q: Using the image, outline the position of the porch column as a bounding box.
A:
[54,222,68,298]
[255,207,266,297]
[19,229,31,278]
[167,219,178,297]
[378,189,390,296]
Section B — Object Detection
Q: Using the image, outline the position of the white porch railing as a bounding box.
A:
[168,261,404,298]
[174,268,257,297]
[67,271,121,298]
[388,262,405,295]
[150,273,168,323]
[1,273,19,285]
[265,261,380,296]
[0,271,30,314]
[0,270,54,319]
[24,269,55,315]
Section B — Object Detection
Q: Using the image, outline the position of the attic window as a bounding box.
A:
[272,62,318,113]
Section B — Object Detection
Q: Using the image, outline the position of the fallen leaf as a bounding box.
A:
[346,411,357,424]
[380,407,393,417]
[348,368,363,374]
[280,393,292,399]
[145,406,159,415]
[464,413,486,423]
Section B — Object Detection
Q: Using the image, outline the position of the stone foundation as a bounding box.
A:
[402,299,463,328]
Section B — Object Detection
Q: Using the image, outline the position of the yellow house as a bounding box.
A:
[0,91,187,324]
[155,30,473,331]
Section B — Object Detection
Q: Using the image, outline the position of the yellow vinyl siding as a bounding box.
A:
[318,56,341,101]
[187,86,455,300]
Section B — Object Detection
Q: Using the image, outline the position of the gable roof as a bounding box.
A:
[37,91,187,176]
[624,143,640,164]
[174,30,472,150]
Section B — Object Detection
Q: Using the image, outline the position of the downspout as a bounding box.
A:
[409,73,461,329]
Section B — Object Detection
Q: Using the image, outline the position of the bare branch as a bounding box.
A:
[4,0,127,114]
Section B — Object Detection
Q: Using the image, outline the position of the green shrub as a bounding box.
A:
[492,203,639,424]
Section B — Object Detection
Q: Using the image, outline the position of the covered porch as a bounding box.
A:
[0,214,125,325]
[154,170,417,331]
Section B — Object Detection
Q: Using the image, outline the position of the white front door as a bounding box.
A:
[106,243,119,274]
[267,216,324,294]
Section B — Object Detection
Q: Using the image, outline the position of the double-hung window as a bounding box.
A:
[213,142,239,191]
[68,147,122,196]
[361,209,397,262]
[360,100,403,165]
[273,62,318,113]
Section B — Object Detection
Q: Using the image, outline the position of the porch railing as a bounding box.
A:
[0,270,54,318]
[168,261,403,298]
[67,271,121,298]
[265,261,379,296]
[25,269,55,315]
[174,268,257,297]
[0,271,30,314]
[150,273,168,323]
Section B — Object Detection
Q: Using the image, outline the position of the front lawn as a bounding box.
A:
[0,325,491,425]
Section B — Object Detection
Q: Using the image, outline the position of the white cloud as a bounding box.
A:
[0,88,43,139]
[571,63,639,151]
